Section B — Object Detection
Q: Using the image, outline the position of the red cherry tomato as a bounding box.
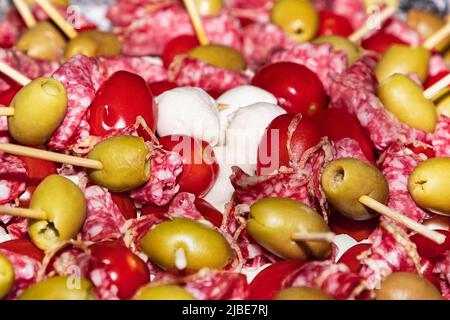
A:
[361,30,407,55]
[0,74,22,106]
[89,240,150,300]
[148,80,177,96]
[248,260,305,300]
[159,135,218,197]
[318,10,354,37]
[17,155,57,186]
[425,71,450,89]
[338,243,372,273]
[410,230,450,262]
[89,71,157,135]
[329,212,379,242]
[110,193,137,220]
[141,203,170,219]
[319,108,376,162]
[252,62,327,117]
[194,198,223,227]
[162,35,199,68]
[257,114,324,175]
[0,239,44,261]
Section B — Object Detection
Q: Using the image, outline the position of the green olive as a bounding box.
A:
[378,74,437,133]
[64,31,121,60]
[376,272,442,300]
[0,254,14,299]
[436,89,450,117]
[375,45,431,84]
[8,77,67,147]
[26,0,68,6]
[274,287,334,300]
[193,0,223,16]
[87,136,151,193]
[321,158,389,221]
[28,175,86,250]
[313,35,361,66]
[406,10,449,53]
[141,218,232,271]
[188,44,247,71]
[134,284,195,300]
[408,157,450,216]
[247,197,331,260]
[271,0,319,43]
[16,21,66,61]
[19,276,94,300]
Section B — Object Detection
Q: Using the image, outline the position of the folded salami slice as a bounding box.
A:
[81,186,127,242]
[268,43,348,94]
[169,56,251,93]
[378,143,431,222]
[330,55,428,151]
[433,251,450,300]
[285,260,370,300]
[0,248,42,299]
[430,115,450,157]
[184,270,250,300]
[359,222,422,289]
[0,154,28,205]
[225,0,273,23]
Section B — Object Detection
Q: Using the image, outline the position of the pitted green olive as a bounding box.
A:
[313,36,361,66]
[193,0,223,16]
[87,136,151,192]
[274,287,334,300]
[134,284,195,300]
[28,175,86,250]
[141,218,232,271]
[64,30,121,60]
[188,44,247,71]
[8,77,67,147]
[0,254,14,299]
[376,272,442,300]
[271,0,319,43]
[408,157,450,216]
[378,74,437,133]
[247,197,332,260]
[321,158,389,221]
[16,21,66,61]
[19,276,94,300]
[406,10,449,53]
[375,45,430,83]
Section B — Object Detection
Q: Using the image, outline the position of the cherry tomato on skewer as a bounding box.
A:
[410,230,450,262]
[194,198,223,228]
[361,30,407,55]
[89,71,157,135]
[162,35,199,68]
[148,80,177,96]
[318,10,354,37]
[329,212,379,242]
[337,243,372,273]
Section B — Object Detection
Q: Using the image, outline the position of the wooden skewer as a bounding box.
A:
[13,0,37,28]
[0,143,103,170]
[291,232,336,243]
[183,0,209,46]
[34,0,78,39]
[0,205,47,220]
[349,4,398,43]
[175,247,187,270]
[424,73,450,100]
[0,61,31,86]
[0,107,14,116]
[359,195,446,244]
[423,21,450,51]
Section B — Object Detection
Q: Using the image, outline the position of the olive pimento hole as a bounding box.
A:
[292,21,304,35]
[332,167,345,187]
[42,81,61,96]
[39,222,60,240]
[415,179,428,191]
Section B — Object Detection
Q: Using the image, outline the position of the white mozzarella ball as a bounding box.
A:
[217,86,277,145]
[156,87,220,146]
[225,102,286,175]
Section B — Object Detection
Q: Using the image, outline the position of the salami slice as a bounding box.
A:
[433,251,450,300]
[378,143,431,222]
[359,221,422,289]
[330,55,428,151]
[0,248,41,299]
[334,138,368,161]
[184,270,250,300]
[384,18,422,46]
[269,43,348,94]
[0,154,28,205]
[225,0,273,23]
[332,0,367,29]
[430,115,450,157]
[286,260,370,300]
[169,56,251,93]
[81,186,127,242]
[166,192,205,222]
[130,149,183,206]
